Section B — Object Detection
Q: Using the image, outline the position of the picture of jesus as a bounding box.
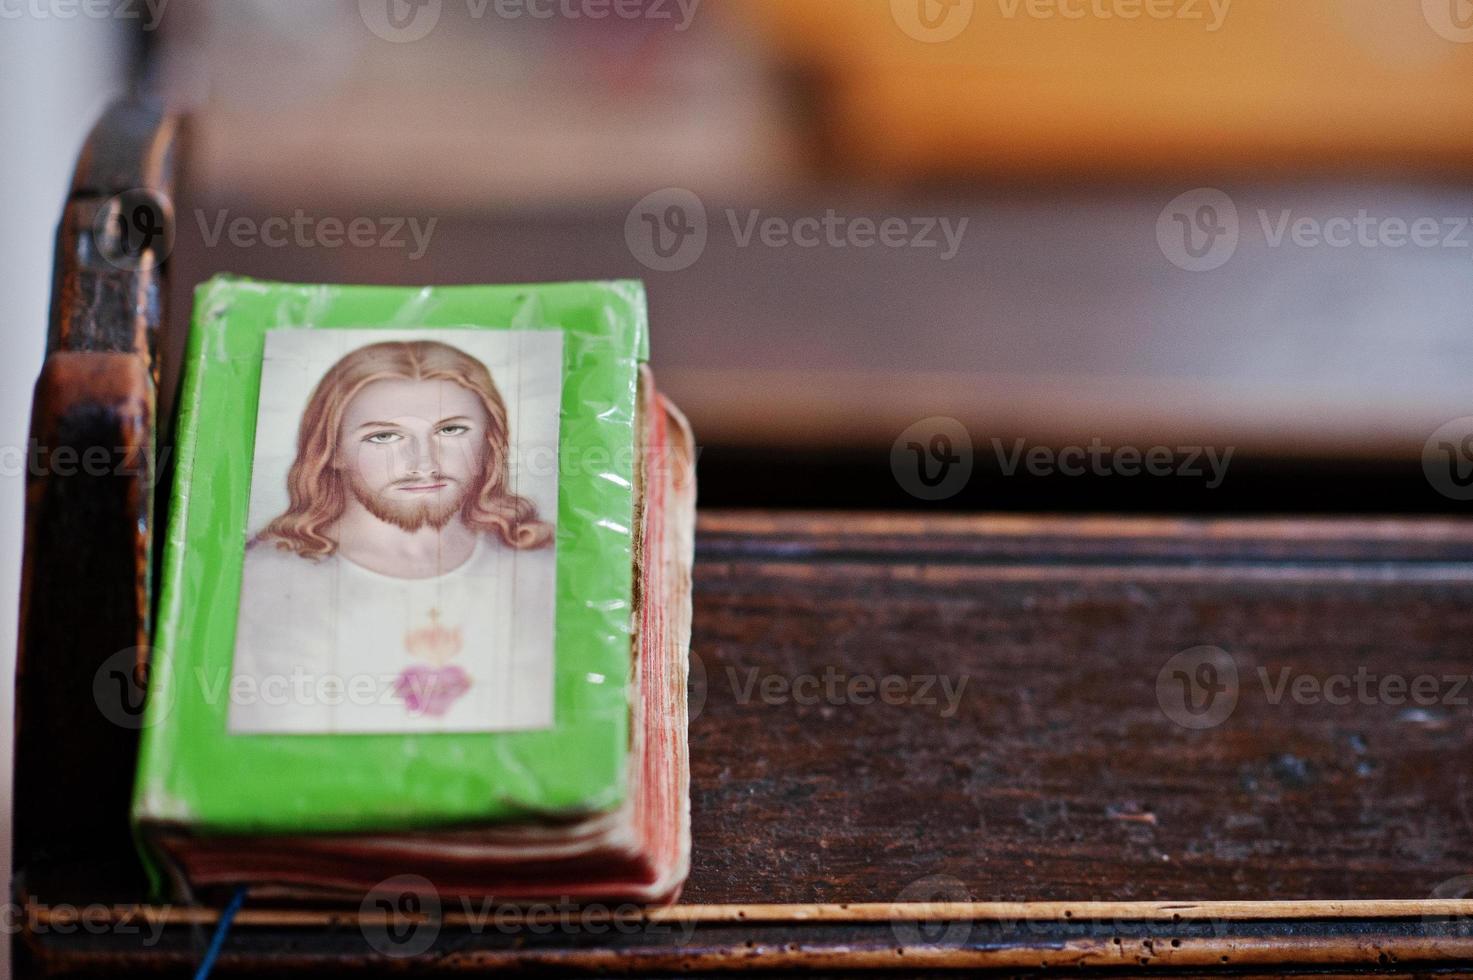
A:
[229,330,562,734]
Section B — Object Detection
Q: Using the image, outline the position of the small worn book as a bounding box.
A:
[132,277,695,904]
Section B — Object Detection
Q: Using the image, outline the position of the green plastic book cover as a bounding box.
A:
[132,277,648,839]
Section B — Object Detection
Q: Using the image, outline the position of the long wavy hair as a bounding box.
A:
[254,339,553,559]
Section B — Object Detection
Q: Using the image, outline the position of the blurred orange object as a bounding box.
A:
[736,0,1473,179]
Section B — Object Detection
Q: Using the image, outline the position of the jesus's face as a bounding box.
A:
[336,378,490,531]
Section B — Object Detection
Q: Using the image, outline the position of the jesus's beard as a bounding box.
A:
[351,475,468,532]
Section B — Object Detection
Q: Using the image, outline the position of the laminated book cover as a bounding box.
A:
[132,277,652,858]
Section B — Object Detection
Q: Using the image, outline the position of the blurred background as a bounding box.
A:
[10,0,1473,518]
[4,0,1473,969]
[155,0,1473,512]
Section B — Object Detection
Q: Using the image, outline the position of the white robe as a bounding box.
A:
[227,533,556,734]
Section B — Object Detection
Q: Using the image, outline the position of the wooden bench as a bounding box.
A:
[15,100,1473,978]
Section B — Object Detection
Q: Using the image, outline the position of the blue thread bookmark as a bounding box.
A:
[194,887,248,980]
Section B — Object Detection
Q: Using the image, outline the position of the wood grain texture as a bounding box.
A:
[17,512,1473,975]
[684,512,1473,905]
[14,99,177,906]
[49,99,178,359]
[13,354,154,879]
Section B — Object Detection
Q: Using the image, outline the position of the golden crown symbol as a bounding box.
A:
[403,608,463,666]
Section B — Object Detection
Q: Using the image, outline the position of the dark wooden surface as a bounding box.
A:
[18,512,1473,975]
[13,98,176,894]
[19,99,1473,976]
[685,513,1473,905]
